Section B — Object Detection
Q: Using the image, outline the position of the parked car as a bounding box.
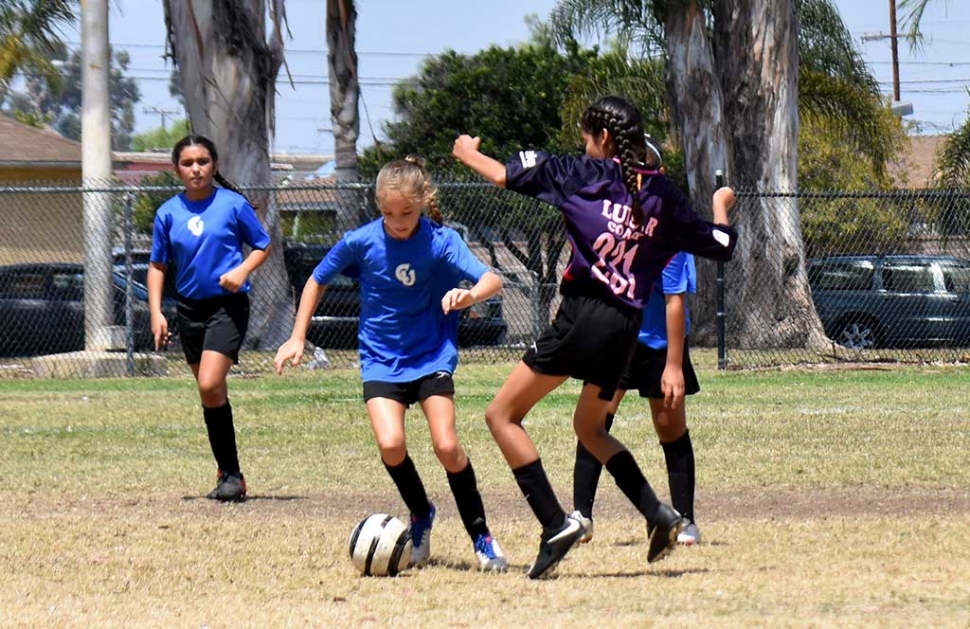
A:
[807,254,970,349]
[0,262,179,357]
[283,242,508,349]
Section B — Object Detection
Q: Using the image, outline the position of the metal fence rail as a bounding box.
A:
[1,178,969,378]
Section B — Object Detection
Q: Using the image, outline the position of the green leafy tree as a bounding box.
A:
[10,46,141,150]
[121,169,183,236]
[361,37,597,319]
[130,119,192,152]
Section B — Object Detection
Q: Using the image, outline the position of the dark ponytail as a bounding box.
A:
[581,96,648,223]
[171,134,259,211]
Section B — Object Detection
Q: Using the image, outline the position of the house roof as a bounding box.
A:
[0,116,82,167]
[890,134,945,189]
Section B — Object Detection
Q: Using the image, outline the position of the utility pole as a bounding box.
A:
[888,0,901,102]
[143,104,179,131]
[81,0,118,351]
[861,0,913,117]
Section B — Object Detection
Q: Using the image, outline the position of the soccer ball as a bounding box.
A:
[348,513,412,577]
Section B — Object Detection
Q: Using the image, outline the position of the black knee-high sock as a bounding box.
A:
[384,454,432,519]
[661,429,695,522]
[447,460,489,540]
[604,450,661,522]
[512,459,566,533]
[202,400,240,475]
[573,413,615,518]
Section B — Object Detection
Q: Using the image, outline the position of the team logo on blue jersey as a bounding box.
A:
[187,215,205,236]
[395,263,416,286]
[519,151,537,168]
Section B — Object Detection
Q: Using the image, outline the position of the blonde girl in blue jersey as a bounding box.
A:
[274,156,508,572]
[148,135,272,502]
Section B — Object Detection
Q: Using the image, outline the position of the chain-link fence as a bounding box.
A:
[724,187,970,368]
[1,178,969,378]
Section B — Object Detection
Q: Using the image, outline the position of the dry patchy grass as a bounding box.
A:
[1,362,969,628]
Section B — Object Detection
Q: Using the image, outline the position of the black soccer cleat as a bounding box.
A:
[646,503,685,563]
[208,470,247,503]
[527,514,585,579]
[206,469,226,500]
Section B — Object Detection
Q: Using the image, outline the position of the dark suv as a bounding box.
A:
[283,243,507,349]
[807,254,970,349]
[0,262,179,357]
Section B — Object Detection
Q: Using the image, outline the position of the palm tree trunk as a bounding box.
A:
[326,0,362,232]
[163,0,294,349]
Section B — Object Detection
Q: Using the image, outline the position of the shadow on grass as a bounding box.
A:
[179,494,307,502]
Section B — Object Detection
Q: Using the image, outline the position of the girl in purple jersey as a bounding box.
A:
[453,95,736,578]
[273,157,508,572]
[149,135,272,502]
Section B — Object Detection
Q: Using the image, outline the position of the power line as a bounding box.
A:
[64,40,433,57]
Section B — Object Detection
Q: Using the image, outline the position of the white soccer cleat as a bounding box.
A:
[570,510,594,544]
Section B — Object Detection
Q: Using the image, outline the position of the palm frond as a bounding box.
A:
[799,0,879,95]
[548,0,664,55]
[799,69,905,180]
[934,111,970,187]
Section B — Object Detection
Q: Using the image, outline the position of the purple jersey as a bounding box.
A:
[505,151,736,310]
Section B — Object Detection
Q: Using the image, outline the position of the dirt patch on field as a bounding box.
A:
[11,485,966,522]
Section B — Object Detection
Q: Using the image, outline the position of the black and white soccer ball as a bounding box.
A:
[348,513,412,577]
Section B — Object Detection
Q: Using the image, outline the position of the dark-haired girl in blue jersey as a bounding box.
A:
[453,95,737,578]
[274,156,509,572]
[148,135,272,503]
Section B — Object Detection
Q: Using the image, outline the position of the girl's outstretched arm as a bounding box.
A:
[453,135,506,188]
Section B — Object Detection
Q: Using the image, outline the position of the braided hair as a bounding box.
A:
[375,155,443,225]
[171,135,259,210]
[580,96,648,223]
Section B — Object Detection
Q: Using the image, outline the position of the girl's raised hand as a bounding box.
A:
[452,135,481,162]
[712,186,736,225]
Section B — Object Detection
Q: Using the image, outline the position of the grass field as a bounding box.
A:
[1,356,968,628]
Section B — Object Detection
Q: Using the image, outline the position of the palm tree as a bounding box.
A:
[163,0,294,349]
[0,0,74,110]
[326,0,362,231]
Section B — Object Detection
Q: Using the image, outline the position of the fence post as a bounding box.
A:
[716,170,727,371]
[123,193,135,377]
[529,270,545,341]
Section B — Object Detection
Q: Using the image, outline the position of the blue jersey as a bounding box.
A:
[150,188,271,300]
[505,151,735,310]
[639,253,696,350]
[312,217,491,382]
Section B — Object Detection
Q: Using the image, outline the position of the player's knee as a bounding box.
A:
[432,438,462,467]
[484,403,516,434]
[197,378,225,406]
[376,437,407,464]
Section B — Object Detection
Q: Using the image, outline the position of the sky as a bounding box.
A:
[58,0,970,156]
